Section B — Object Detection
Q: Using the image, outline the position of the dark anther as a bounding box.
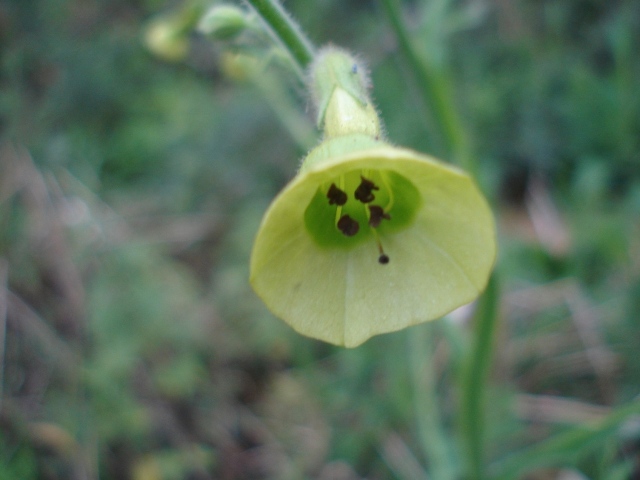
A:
[368,205,391,228]
[378,254,390,264]
[337,214,359,237]
[327,183,347,206]
[354,176,379,203]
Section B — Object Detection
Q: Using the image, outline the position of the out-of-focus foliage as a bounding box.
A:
[1,0,639,478]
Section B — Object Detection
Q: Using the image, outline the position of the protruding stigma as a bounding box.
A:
[327,183,347,205]
[354,176,379,203]
[377,241,389,264]
[373,232,390,265]
[337,214,359,236]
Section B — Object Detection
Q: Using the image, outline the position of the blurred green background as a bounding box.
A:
[1,0,639,478]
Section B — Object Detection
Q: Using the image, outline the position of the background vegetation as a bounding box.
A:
[1,0,639,478]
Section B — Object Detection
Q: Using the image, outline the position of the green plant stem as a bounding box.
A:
[460,273,500,479]
[378,0,473,172]
[244,0,315,74]
[409,324,458,480]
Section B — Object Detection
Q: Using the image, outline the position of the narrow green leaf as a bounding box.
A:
[490,399,640,480]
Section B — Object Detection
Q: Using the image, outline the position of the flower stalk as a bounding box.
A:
[243,0,316,75]
[379,0,473,172]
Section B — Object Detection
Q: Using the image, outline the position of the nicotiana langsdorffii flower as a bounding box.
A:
[250,48,496,347]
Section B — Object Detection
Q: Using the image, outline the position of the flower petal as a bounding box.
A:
[250,146,496,347]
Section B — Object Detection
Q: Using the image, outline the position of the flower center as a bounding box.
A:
[304,169,421,263]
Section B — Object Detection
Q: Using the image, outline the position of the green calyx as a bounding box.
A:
[309,47,381,139]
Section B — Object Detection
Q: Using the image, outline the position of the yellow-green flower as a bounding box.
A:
[251,137,496,347]
[250,48,496,347]
[197,5,250,41]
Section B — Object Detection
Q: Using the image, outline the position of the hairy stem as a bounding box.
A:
[244,0,315,74]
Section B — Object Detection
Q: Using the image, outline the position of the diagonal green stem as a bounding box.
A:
[378,0,474,172]
[244,0,316,74]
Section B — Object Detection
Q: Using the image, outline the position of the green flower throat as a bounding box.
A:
[304,169,421,263]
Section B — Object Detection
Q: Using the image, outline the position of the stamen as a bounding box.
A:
[327,183,347,206]
[354,176,379,203]
[368,205,391,228]
[337,214,359,236]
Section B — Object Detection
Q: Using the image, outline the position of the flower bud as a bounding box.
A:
[144,4,203,62]
[144,15,190,62]
[220,52,261,82]
[198,5,249,41]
